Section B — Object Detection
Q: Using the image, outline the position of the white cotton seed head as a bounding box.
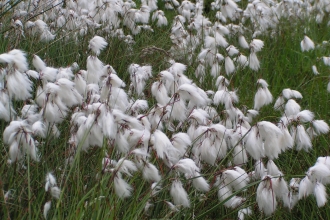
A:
[278,125,294,151]
[249,52,260,71]
[116,159,137,177]
[273,177,289,205]
[171,132,191,156]
[41,67,58,82]
[244,127,264,160]
[175,158,200,177]
[170,180,190,207]
[211,62,220,78]
[225,196,245,208]
[289,178,301,191]
[254,87,273,110]
[86,56,103,84]
[257,79,269,88]
[7,71,33,101]
[282,88,293,99]
[237,207,252,220]
[285,99,301,116]
[26,70,39,79]
[281,88,302,100]
[238,35,249,49]
[299,176,314,199]
[312,120,329,135]
[301,35,315,52]
[296,110,314,122]
[323,56,330,66]
[267,160,283,176]
[314,182,327,207]
[43,201,51,219]
[291,90,303,99]
[258,119,283,142]
[169,62,186,76]
[177,84,210,108]
[225,56,235,75]
[233,166,250,184]
[142,162,161,183]
[165,201,179,212]
[312,65,319,75]
[222,169,248,191]
[232,145,248,165]
[130,100,148,115]
[9,141,22,163]
[226,45,239,57]
[294,125,312,151]
[3,120,22,145]
[200,138,217,165]
[151,129,175,160]
[216,53,225,62]
[215,24,230,35]
[254,160,266,180]
[114,176,133,199]
[188,108,210,125]
[89,36,108,56]
[274,96,285,111]
[246,109,259,122]
[213,90,238,109]
[0,53,14,64]
[235,54,248,68]
[256,178,277,216]
[218,183,233,202]
[106,73,126,88]
[192,174,210,192]
[33,55,46,71]
[50,186,61,200]
[204,36,216,49]
[45,173,57,191]
[214,32,229,48]
[250,39,264,52]
[8,49,29,72]
[316,157,330,169]
[307,163,330,184]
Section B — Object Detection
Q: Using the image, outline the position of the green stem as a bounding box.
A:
[27,154,31,220]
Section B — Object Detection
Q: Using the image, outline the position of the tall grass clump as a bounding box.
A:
[1,0,330,219]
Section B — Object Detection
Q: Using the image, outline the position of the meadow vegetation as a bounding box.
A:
[1,0,330,219]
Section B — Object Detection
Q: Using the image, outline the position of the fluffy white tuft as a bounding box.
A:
[238,35,249,49]
[299,176,314,199]
[192,174,210,192]
[33,55,46,71]
[312,65,319,75]
[114,176,133,199]
[142,162,161,183]
[89,36,108,56]
[249,52,260,71]
[43,201,51,219]
[250,39,264,52]
[50,186,61,200]
[170,180,190,207]
[301,35,315,52]
[256,177,277,216]
[314,182,327,207]
[225,56,235,75]
[312,120,329,135]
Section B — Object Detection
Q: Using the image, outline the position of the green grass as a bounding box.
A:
[1,1,330,220]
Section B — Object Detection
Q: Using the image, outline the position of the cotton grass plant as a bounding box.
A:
[1,0,330,219]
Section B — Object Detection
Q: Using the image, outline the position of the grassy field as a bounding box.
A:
[1,0,330,219]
